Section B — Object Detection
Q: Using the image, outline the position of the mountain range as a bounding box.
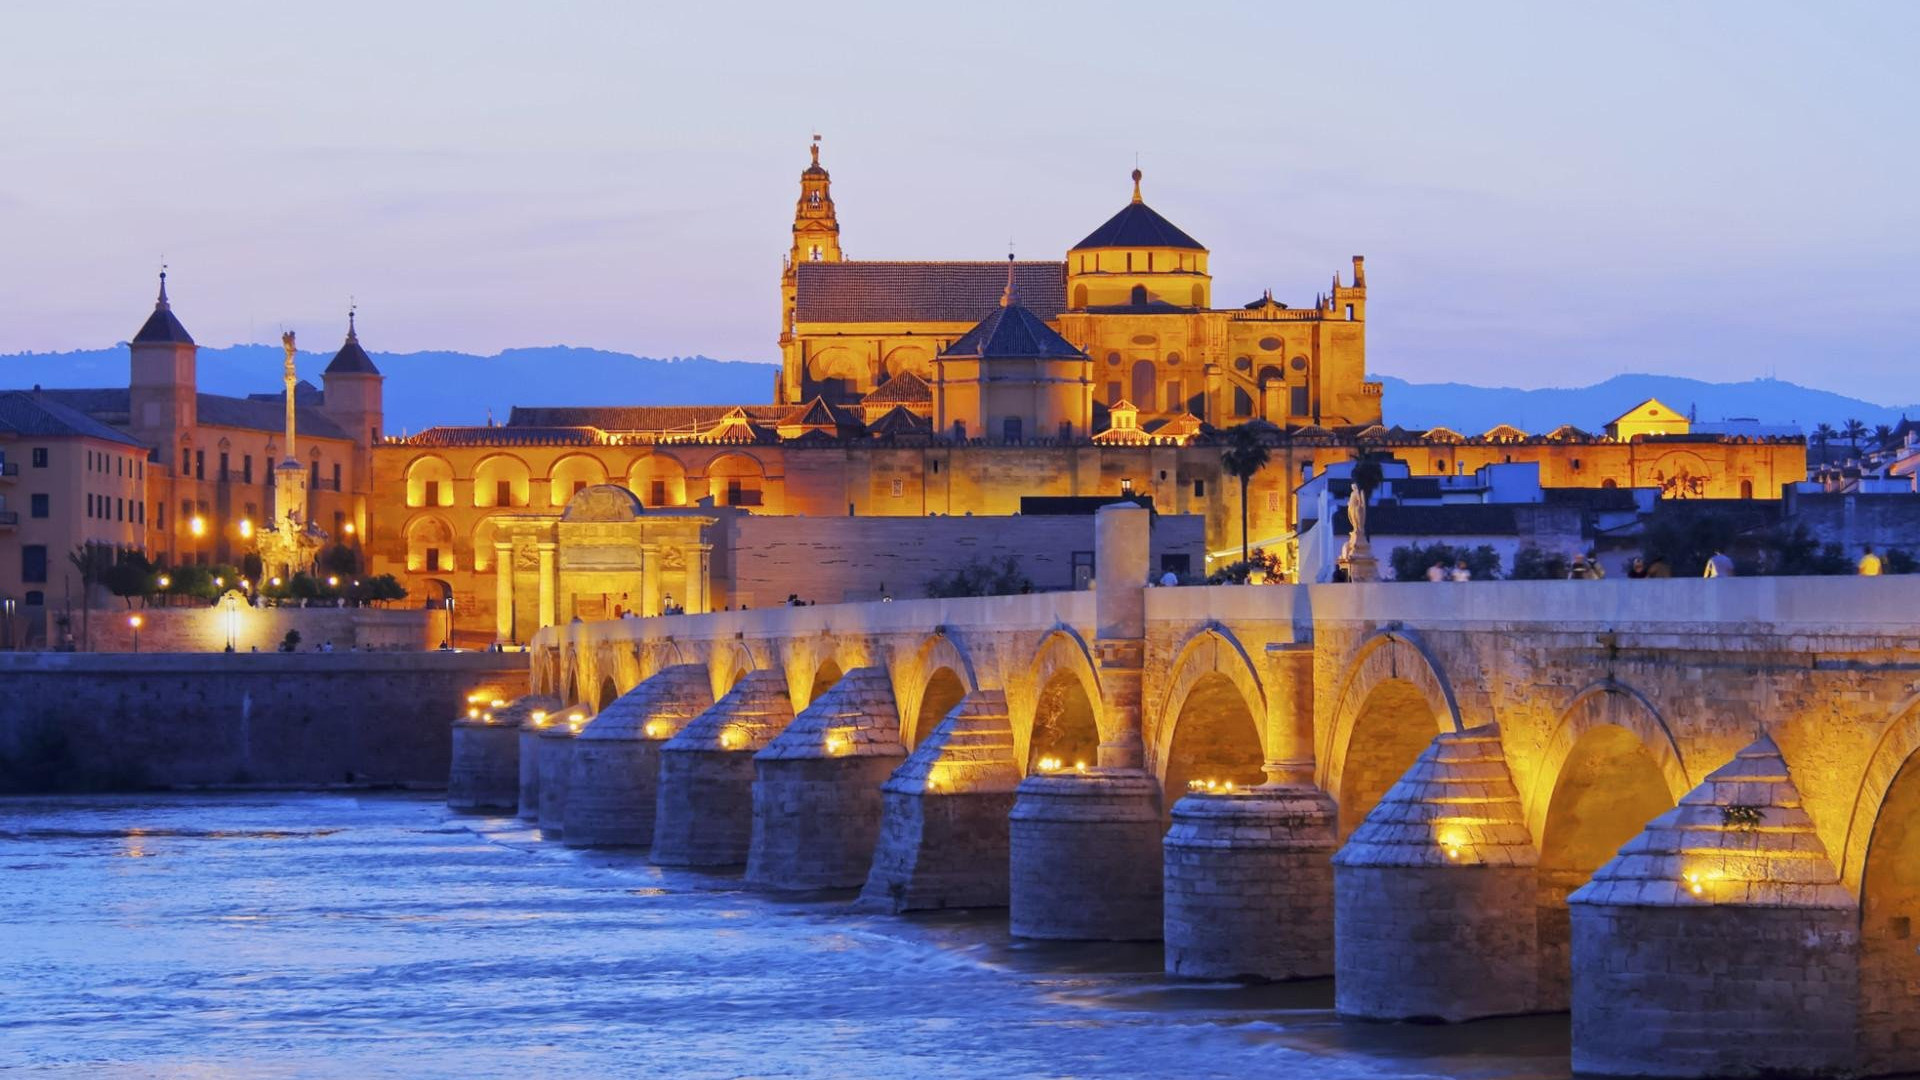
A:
[2,344,1912,437]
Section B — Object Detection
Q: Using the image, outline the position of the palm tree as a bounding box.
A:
[66,542,113,652]
[1874,423,1895,447]
[1843,418,1868,459]
[1813,423,1836,463]
[1220,423,1272,565]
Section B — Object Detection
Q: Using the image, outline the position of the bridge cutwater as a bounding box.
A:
[450,503,1920,1080]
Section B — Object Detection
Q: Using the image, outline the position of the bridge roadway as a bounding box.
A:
[446,505,1920,1079]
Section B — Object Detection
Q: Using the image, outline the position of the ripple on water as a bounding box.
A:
[0,793,1570,1080]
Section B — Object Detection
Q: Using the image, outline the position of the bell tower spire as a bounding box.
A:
[780,134,845,405]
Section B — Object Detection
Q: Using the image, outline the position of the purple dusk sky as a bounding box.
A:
[2,1,1916,399]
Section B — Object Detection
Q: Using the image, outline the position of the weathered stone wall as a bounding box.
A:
[64,604,437,654]
[0,652,525,791]
[724,512,1204,607]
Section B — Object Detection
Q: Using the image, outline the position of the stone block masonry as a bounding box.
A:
[0,652,525,792]
[564,665,712,848]
[651,670,795,867]
[859,690,1020,912]
[1009,771,1163,941]
[1163,787,1338,980]
[747,667,904,890]
[449,694,555,813]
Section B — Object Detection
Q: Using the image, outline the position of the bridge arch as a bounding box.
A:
[1850,691,1920,1074]
[710,639,758,700]
[1016,628,1104,773]
[1323,629,1462,838]
[1530,680,1687,1009]
[899,632,979,748]
[1151,626,1267,803]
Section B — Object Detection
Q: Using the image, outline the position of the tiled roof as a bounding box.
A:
[132,275,194,345]
[866,405,931,437]
[508,405,788,433]
[325,318,381,375]
[794,261,1066,323]
[1071,200,1204,251]
[0,391,149,447]
[398,426,610,447]
[780,397,860,430]
[39,388,349,441]
[1333,503,1519,537]
[862,370,932,404]
[940,301,1086,361]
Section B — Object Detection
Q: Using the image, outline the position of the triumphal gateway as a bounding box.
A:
[368,140,1804,640]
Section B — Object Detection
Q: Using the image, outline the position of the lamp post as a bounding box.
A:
[2,596,14,650]
[128,613,142,653]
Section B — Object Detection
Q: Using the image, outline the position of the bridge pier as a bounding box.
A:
[1009,770,1163,940]
[859,690,1020,912]
[450,694,554,813]
[1163,786,1338,978]
[650,669,795,867]
[747,667,904,891]
[1333,725,1540,1022]
[562,666,713,848]
[517,720,546,820]
[1569,733,1859,1079]
[536,707,590,835]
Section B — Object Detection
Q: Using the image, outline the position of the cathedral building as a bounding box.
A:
[368,141,1804,641]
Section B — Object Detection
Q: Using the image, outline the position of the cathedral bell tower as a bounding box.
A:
[779,135,843,404]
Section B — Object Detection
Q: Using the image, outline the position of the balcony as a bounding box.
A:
[0,510,18,527]
[0,461,17,480]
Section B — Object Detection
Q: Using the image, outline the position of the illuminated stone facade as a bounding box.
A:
[369,142,1806,640]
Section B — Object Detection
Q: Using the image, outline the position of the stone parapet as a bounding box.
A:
[1163,785,1338,979]
[747,667,903,890]
[1332,725,1540,1020]
[563,666,713,848]
[859,690,1019,912]
[1568,733,1859,1079]
[650,670,794,867]
[1009,770,1163,941]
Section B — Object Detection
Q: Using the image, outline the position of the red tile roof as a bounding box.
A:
[795,261,1066,323]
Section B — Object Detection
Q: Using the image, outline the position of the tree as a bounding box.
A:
[102,550,156,608]
[1813,423,1836,463]
[1509,546,1569,581]
[1350,452,1385,496]
[1206,548,1281,585]
[363,575,409,605]
[1219,423,1272,565]
[65,542,114,650]
[1843,418,1868,459]
[1873,423,1895,448]
[925,555,1033,598]
[318,543,359,577]
[1388,541,1500,582]
[1641,511,1740,578]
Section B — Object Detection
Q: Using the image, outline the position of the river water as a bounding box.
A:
[0,794,1572,1079]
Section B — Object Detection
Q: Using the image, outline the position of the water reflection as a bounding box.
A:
[0,794,1572,1079]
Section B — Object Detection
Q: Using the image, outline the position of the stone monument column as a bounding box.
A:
[1263,642,1317,785]
[536,541,557,629]
[493,541,514,642]
[1092,502,1149,768]
[688,543,711,614]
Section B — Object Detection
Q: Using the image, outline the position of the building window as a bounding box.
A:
[890,478,904,498]
[1290,386,1309,417]
[117,498,124,521]
[953,420,967,441]
[310,462,320,489]
[243,455,253,484]
[1266,491,1281,512]
[155,502,164,530]
[1192,479,1205,498]
[31,494,49,519]
[86,493,94,517]
[1345,304,1355,320]
[23,545,48,584]
[1165,381,1183,412]
[137,501,144,524]
[422,480,440,506]
[219,452,229,481]
[1107,381,1122,404]
[1233,387,1253,417]
[194,449,205,480]
[1002,417,1022,443]
[181,447,190,473]
[1130,284,1148,305]
[1059,421,1073,441]
[931,459,940,475]
[332,463,341,491]
[1740,479,1754,499]
[498,480,514,507]
[426,548,442,572]
[648,479,666,507]
[572,479,587,497]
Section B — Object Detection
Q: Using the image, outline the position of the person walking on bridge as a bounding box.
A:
[1859,545,1884,576]
[1704,549,1735,578]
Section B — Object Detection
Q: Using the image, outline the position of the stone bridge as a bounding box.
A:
[450,505,1920,1079]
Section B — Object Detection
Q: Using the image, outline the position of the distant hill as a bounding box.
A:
[0,344,781,435]
[3,344,1911,437]
[1378,374,1918,435]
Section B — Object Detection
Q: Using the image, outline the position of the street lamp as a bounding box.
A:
[238,518,253,539]
[128,613,142,653]
[189,515,206,567]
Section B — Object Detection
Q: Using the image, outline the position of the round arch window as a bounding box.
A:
[1258,336,1282,352]
[1106,352,1122,367]
[1233,356,1252,372]
[1290,356,1308,372]
[1165,352,1182,366]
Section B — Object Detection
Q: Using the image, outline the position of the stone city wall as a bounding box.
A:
[0,651,525,792]
[61,604,438,654]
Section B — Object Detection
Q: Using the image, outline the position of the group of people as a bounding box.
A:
[1423,560,1475,583]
